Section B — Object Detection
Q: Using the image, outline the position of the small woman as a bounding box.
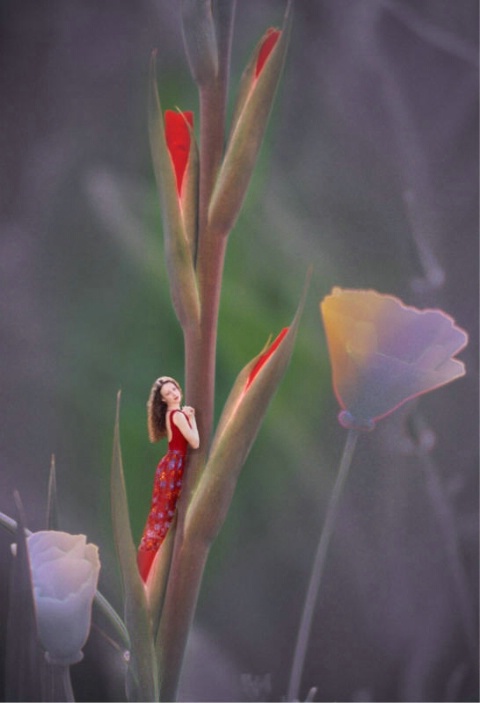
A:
[137,376,199,582]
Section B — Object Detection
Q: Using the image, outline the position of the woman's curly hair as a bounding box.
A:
[147,376,182,442]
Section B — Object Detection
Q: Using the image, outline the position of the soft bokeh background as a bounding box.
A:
[0,1,478,701]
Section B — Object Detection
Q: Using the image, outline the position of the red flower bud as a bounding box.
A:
[164,110,194,196]
[246,327,289,390]
[255,28,281,78]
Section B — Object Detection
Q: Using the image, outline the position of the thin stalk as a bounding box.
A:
[180,4,233,522]
[94,591,130,652]
[287,429,359,702]
[46,662,75,702]
[186,0,235,462]
[185,232,228,484]
[195,0,236,236]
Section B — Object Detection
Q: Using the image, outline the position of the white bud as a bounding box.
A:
[26,531,100,665]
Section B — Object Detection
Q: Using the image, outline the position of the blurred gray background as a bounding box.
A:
[0,1,478,701]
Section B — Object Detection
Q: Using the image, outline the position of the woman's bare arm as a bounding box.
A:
[173,409,200,449]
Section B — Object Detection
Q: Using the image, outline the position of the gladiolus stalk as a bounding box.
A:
[151,5,294,699]
[156,6,237,701]
[185,1,236,467]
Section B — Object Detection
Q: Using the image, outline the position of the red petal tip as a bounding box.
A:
[246,327,289,390]
[164,110,194,196]
[255,28,281,78]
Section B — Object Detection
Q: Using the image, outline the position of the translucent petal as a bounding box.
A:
[321,288,468,429]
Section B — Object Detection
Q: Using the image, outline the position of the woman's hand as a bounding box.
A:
[175,406,199,448]
[182,406,195,420]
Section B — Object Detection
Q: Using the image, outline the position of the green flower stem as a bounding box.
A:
[287,428,359,702]
[186,3,236,460]
[197,84,225,239]
[183,5,235,486]
[94,590,130,652]
[179,3,236,506]
[184,231,228,464]
[46,662,75,702]
[196,0,235,238]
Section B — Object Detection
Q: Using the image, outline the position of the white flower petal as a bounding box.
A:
[26,530,100,664]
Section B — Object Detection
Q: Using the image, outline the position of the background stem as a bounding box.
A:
[287,429,359,702]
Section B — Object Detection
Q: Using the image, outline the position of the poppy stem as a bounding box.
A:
[287,428,359,702]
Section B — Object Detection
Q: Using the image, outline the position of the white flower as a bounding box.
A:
[26,531,101,665]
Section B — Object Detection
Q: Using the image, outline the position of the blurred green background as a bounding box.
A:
[0,1,478,701]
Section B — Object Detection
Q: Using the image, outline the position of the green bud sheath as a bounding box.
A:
[185,270,309,544]
[149,54,201,330]
[208,3,293,237]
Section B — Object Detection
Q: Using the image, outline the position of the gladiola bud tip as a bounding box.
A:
[164,109,194,196]
[246,327,289,390]
[255,28,281,78]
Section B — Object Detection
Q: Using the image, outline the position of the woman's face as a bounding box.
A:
[160,381,182,406]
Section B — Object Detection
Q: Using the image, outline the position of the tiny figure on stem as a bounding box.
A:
[137,376,199,582]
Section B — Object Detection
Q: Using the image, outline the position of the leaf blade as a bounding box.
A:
[110,392,158,702]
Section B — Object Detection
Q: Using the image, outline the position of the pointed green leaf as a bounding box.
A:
[208,4,293,236]
[181,0,218,86]
[110,392,158,702]
[149,54,200,329]
[186,271,309,543]
[46,455,59,531]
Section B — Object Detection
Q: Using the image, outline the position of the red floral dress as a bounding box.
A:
[137,409,190,581]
